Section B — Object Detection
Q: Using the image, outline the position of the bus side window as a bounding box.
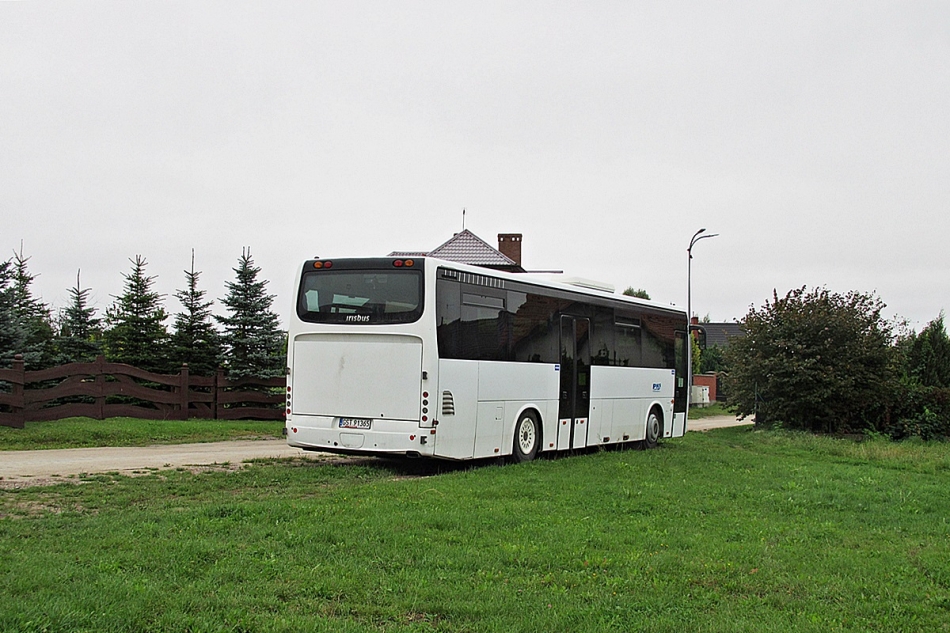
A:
[614,312,642,367]
[436,279,461,358]
[509,292,563,364]
[461,291,506,361]
[590,307,613,366]
[642,314,676,369]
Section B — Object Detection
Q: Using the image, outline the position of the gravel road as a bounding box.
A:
[686,415,753,432]
[0,416,750,488]
[0,439,325,488]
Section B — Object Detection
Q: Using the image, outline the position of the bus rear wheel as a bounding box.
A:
[643,408,662,449]
[511,411,540,463]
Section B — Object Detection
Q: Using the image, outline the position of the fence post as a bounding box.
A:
[215,367,224,420]
[10,354,25,428]
[179,363,190,420]
[95,355,105,420]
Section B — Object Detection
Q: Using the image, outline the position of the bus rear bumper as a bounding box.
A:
[286,415,435,457]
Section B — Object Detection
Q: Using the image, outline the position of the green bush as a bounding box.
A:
[725,287,897,434]
[889,386,950,441]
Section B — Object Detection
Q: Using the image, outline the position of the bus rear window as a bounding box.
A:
[297,269,424,324]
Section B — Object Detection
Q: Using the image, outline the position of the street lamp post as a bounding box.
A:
[686,228,719,412]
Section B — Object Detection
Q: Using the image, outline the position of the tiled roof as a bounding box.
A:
[429,230,517,267]
[388,229,519,269]
[703,322,745,348]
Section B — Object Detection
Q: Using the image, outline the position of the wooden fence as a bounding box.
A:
[0,355,285,429]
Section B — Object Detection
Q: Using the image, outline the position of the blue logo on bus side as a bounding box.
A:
[653,383,662,392]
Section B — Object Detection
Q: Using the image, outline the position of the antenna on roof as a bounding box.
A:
[462,208,466,230]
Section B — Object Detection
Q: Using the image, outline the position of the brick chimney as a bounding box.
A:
[497,233,522,266]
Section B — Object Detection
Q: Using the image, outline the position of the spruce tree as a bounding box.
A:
[102,255,170,373]
[0,260,21,368]
[907,313,950,388]
[216,248,285,378]
[9,247,55,369]
[55,270,102,364]
[170,252,223,376]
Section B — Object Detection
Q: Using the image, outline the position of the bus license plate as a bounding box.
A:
[339,417,372,430]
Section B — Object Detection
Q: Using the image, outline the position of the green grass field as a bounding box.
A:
[0,417,285,451]
[2,427,949,632]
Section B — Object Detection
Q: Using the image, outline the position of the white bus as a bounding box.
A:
[285,256,690,461]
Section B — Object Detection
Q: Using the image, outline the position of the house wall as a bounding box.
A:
[693,373,718,403]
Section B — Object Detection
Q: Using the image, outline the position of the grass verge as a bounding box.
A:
[2,427,949,632]
[0,417,285,451]
[687,402,734,419]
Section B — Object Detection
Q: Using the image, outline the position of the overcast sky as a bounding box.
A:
[3,2,948,331]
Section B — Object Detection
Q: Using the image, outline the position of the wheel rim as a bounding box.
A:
[647,413,660,444]
[517,416,536,454]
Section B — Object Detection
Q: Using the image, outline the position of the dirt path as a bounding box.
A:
[0,417,750,488]
[686,415,753,432]
[0,439,327,488]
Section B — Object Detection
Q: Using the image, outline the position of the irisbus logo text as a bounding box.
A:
[345,315,370,323]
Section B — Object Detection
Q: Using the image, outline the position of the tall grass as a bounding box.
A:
[2,428,949,632]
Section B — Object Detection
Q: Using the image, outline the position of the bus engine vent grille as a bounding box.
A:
[441,391,456,416]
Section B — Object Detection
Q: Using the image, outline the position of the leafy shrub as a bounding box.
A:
[889,386,950,441]
[725,287,897,434]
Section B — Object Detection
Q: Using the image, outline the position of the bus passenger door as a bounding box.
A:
[673,330,689,437]
[559,316,591,450]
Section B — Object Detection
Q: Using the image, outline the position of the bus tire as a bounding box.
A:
[511,411,540,463]
[643,407,663,450]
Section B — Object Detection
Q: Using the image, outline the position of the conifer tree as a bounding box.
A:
[170,251,222,376]
[0,260,21,368]
[55,270,102,364]
[216,248,285,378]
[9,247,55,368]
[907,313,950,388]
[102,255,169,373]
[622,287,651,300]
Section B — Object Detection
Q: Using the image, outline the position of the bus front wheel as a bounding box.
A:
[643,408,662,449]
[512,411,540,463]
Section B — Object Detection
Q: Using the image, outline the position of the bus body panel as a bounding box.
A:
[477,361,559,403]
[434,359,478,459]
[671,412,686,437]
[589,366,677,443]
[477,362,558,457]
[474,401,505,458]
[436,360,559,459]
[288,414,435,455]
[287,330,430,455]
[291,333,423,421]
